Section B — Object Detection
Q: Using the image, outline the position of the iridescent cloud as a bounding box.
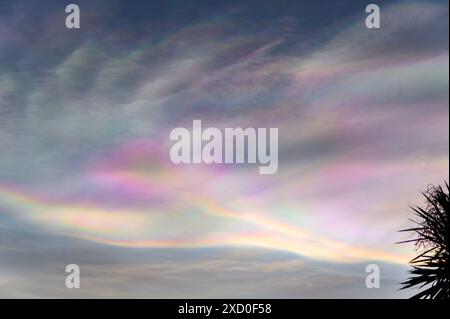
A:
[0,0,448,297]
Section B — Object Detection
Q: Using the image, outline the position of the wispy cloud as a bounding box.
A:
[0,0,448,297]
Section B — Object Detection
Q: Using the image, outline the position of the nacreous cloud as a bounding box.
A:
[0,0,448,270]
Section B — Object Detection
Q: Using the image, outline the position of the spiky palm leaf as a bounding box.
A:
[399,182,449,299]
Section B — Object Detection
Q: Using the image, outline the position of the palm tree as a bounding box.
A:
[399,182,449,299]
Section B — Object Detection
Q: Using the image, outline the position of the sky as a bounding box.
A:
[0,0,448,298]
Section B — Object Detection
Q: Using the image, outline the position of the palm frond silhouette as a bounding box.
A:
[399,182,449,299]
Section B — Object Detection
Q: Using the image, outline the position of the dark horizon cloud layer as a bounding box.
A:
[0,227,413,298]
[0,0,448,297]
